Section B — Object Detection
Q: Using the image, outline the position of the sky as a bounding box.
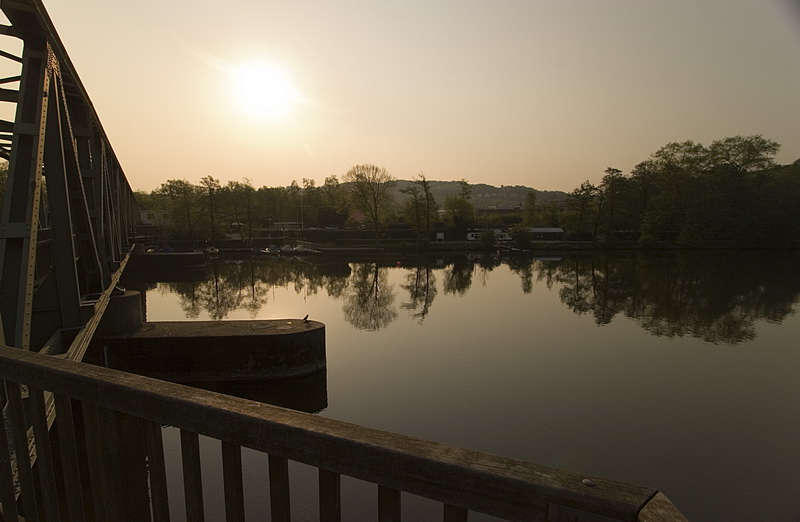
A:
[4,0,800,192]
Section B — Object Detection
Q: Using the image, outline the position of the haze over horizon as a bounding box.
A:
[11,0,799,192]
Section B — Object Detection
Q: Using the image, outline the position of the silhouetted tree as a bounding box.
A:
[199,176,221,242]
[155,179,199,241]
[443,179,475,232]
[343,164,396,242]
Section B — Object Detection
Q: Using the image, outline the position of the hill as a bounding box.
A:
[392,180,566,209]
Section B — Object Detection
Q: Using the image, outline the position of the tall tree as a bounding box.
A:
[413,172,437,242]
[241,178,255,244]
[199,176,221,243]
[444,178,475,231]
[302,178,322,227]
[597,167,624,242]
[564,181,597,244]
[400,183,423,237]
[522,190,537,225]
[707,135,780,174]
[155,179,199,240]
[343,164,396,242]
[222,179,256,243]
[317,175,348,228]
[401,173,439,245]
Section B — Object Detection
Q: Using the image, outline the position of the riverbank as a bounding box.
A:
[143,236,800,254]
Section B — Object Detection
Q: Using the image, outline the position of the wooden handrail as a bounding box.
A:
[0,345,687,521]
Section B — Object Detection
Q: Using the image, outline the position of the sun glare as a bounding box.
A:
[232,62,299,122]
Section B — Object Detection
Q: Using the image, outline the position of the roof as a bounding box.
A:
[529,227,565,233]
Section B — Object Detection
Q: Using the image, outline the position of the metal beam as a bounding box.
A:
[0,0,139,354]
[0,37,50,350]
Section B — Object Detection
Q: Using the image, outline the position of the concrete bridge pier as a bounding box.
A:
[91,318,327,383]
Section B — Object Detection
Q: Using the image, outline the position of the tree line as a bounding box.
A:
[5,134,796,247]
[135,166,480,245]
[147,250,800,342]
[560,135,800,247]
[134,134,798,248]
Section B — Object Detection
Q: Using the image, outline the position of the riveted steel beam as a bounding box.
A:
[0,0,138,354]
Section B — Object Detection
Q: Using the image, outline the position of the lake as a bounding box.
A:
[122,250,800,521]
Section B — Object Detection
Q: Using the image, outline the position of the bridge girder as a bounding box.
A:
[0,0,138,357]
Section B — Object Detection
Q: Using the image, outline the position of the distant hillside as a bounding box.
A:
[392,180,567,209]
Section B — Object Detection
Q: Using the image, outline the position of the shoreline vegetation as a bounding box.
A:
[14,133,791,251]
[148,235,800,255]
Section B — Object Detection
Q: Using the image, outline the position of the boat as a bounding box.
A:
[249,245,281,256]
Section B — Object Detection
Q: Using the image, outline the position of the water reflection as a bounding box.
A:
[195,371,328,414]
[442,255,475,295]
[123,252,800,344]
[401,265,437,324]
[554,252,800,343]
[342,262,397,331]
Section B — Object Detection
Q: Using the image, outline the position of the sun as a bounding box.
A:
[231,62,299,122]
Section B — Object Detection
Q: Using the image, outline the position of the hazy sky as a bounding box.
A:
[9,0,800,192]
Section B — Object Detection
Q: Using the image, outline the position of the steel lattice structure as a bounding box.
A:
[0,0,138,359]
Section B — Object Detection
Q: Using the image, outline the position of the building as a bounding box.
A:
[139,209,170,226]
[529,227,565,240]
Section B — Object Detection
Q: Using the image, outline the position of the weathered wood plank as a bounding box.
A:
[180,430,205,522]
[319,469,341,522]
[144,420,171,522]
[269,454,291,522]
[0,345,673,521]
[112,412,152,520]
[5,380,40,521]
[0,396,20,522]
[637,492,688,522]
[378,485,401,522]
[82,402,109,521]
[54,394,87,522]
[80,404,152,520]
[28,386,60,520]
[221,441,245,522]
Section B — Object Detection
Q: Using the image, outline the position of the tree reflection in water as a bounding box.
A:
[342,262,397,331]
[149,251,800,344]
[401,264,437,324]
[442,255,474,295]
[553,252,800,344]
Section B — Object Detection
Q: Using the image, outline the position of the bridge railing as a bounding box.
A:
[0,344,686,522]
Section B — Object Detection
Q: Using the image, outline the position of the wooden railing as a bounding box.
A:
[0,345,687,521]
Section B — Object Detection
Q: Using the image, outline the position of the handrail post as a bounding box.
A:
[83,403,151,521]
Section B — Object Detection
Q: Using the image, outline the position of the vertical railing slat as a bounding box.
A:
[0,386,20,522]
[28,386,60,520]
[5,381,39,521]
[54,394,87,522]
[268,454,291,522]
[180,429,205,522]
[319,469,341,522]
[221,441,245,522]
[444,503,469,522]
[82,402,108,521]
[144,420,170,522]
[378,485,401,522]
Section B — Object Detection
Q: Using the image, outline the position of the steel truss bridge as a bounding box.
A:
[0,0,137,361]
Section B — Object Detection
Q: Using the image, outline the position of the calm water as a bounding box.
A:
[123,251,800,522]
